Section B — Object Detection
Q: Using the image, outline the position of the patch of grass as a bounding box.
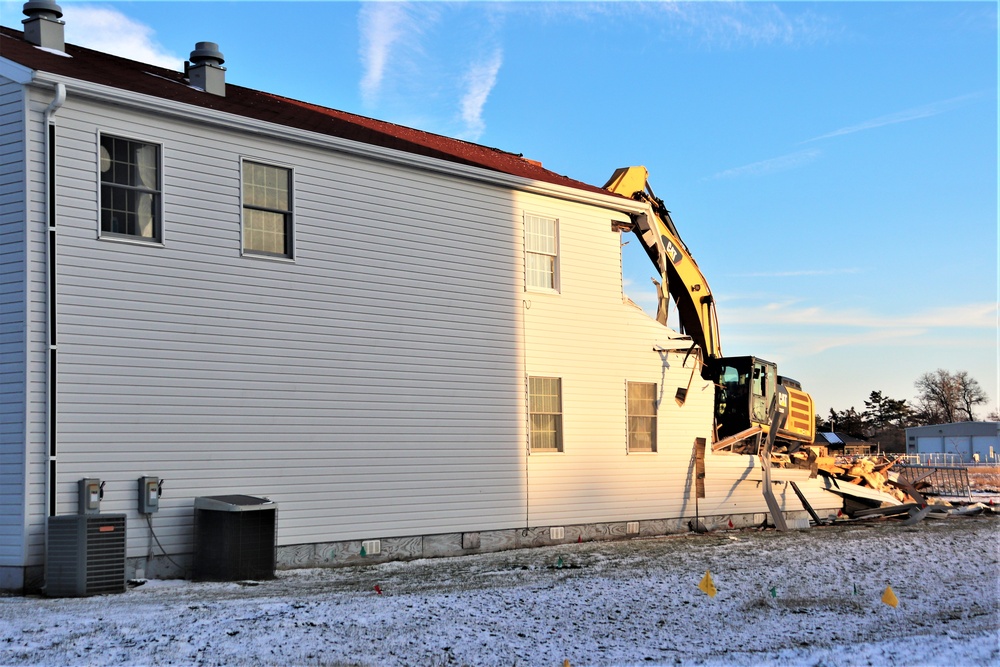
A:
[968,466,1000,491]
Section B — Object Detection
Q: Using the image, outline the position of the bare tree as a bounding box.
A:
[913,369,989,423]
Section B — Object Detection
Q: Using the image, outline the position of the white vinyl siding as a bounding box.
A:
[39,95,528,561]
[10,82,843,574]
[524,213,557,291]
[0,78,28,567]
[518,189,841,527]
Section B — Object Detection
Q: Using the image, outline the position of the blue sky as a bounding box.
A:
[3,1,997,418]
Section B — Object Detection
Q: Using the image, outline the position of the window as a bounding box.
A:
[525,214,558,290]
[529,377,563,452]
[99,135,161,241]
[628,382,657,452]
[243,161,292,257]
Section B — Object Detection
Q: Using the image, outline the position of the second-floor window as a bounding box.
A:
[525,214,558,291]
[243,161,292,257]
[99,134,161,241]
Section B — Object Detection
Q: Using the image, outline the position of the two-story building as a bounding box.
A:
[1,3,840,592]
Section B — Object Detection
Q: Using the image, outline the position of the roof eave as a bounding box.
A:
[25,68,645,216]
[0,56,36,84]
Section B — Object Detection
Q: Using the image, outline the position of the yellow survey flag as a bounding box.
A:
[881,585,899,608]
[698,570,717,597]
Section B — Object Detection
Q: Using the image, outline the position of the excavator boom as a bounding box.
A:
[605,166,815,446]
[603,166,722,363]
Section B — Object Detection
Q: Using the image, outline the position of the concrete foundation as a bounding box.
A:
[24,510,815,590]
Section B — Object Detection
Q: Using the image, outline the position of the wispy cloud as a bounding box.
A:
[62,4,182,70]
[458,49,502,141]
[358,2,412,105]
[356,3,504,138]
[709,149,821,180]
[719,301,998,358]
[648,2,839,49]
[723,301,998,330]
[802,93,984,143]
[730,268,863,278]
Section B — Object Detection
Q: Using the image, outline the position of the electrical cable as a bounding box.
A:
[145,513,183,571]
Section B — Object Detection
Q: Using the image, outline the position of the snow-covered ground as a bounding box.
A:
[1,515,997,667]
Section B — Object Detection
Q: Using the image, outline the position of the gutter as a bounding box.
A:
[43,81,65,584]
[24,71,647,216]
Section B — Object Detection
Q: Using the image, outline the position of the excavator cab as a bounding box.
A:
[714,356,815,445]
[715,356,774,439]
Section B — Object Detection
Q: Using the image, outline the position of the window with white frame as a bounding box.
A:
[243,161,293,257]
[529,376,563,452]
[628,382,657,452]
[524,214,558,290]
[99,134,161,241]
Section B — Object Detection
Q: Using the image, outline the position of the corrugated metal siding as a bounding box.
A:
[49,97,528,558]
[0,78,28,566]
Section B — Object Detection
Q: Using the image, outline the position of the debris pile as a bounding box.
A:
[809,454,914,503]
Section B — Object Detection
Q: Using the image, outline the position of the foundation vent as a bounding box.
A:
[549,526,565,540]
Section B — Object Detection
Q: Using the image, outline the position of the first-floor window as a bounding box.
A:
[628,382,657,452]
[529,376,563,452]
[99,134,161,241]
[243,160,292,257]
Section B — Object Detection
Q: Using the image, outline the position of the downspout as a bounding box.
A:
[43,83,66,578]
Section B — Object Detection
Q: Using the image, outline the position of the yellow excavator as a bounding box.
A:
[604,166,815,450]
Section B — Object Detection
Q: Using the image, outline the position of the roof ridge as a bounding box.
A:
[0,24,608,196]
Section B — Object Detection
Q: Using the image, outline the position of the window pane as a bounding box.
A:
[243,161,292,257]
[529,377,563,452]
[525,214,557,290]
[628,382,657,452]
[244,162,290,210]
[244,208,287,255]
[525,215,555,254]
[99,135,160,241]
[527,253,555,290]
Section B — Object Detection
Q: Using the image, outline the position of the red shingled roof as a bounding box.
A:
[0,26,608,196]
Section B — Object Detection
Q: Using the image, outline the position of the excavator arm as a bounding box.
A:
[605,166,815,446]
[604,166,722,365]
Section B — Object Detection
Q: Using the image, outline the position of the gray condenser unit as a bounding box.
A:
[193,495,276,581]
[46,514,127,597]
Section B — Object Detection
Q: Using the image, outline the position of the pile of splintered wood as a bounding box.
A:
[787,451,918,504]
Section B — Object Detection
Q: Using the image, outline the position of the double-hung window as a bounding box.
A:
[529,377,563,452]
[99,134,161,241]
[628,382,657,452]
[242,161,293,257]
[525,214,558,291]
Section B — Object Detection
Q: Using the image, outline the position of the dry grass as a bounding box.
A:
[968,465,1000,491]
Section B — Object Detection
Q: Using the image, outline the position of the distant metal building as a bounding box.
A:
[905,422,1000,464]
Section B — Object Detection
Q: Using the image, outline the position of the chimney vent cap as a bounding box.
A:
[190,42,225,66]
[22,1,63,20]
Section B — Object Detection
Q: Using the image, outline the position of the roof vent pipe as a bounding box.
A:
[22,1,65,51]
[188,42,226,97]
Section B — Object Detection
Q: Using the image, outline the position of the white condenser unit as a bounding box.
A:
[45,514,127,597]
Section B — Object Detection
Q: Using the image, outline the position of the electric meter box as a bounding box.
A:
[138,476,159,514]
[78,478,101,515]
